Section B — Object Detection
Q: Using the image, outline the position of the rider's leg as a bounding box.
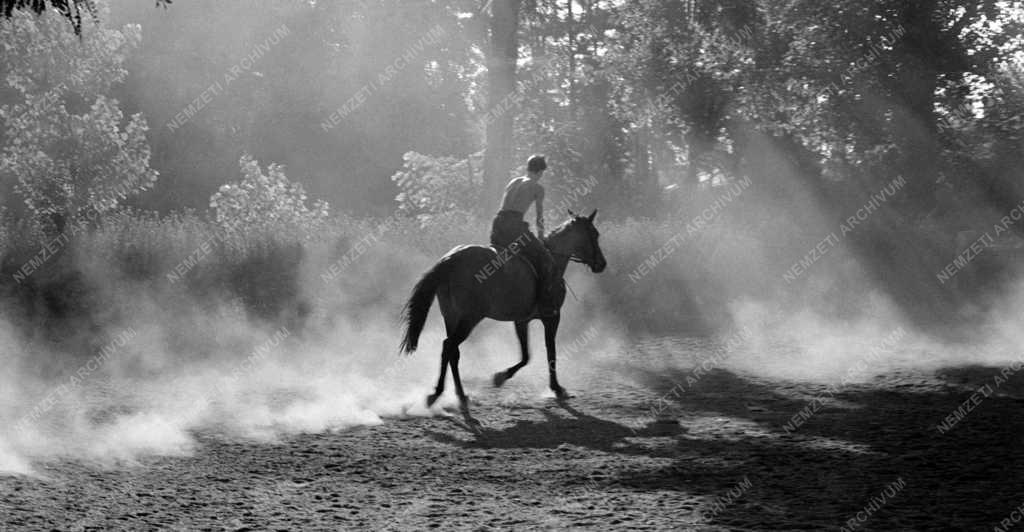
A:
[539,253,565,317]
[522,233,562,317]
[490,215,511,248]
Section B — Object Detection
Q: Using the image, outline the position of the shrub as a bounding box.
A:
[391,151,483,221]
[210,154,330,239]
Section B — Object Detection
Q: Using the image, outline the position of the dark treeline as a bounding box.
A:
[1,0,1024,334]
[6,1,1021,219]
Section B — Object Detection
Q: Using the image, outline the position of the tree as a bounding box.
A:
[0,0,170,33]
[602,0,760,198]
[391,150,482,222]
[482,0,523,211]
[512,0,627,213]
[2,0,94,33]
[116,0,475,215]
[773,0,1021,210]
[0,8,157,235]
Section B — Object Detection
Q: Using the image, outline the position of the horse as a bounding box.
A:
[399,209,607,415]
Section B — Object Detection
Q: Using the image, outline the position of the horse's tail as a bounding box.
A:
[399,260,446,354]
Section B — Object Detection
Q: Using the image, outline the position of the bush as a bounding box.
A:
[391,151,483,221]
[210,154,330,239]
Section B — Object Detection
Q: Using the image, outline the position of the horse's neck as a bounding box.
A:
[545,238,572,279]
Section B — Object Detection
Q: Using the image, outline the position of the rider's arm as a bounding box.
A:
[535,184,545,239]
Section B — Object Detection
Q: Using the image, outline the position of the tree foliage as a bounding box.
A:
[391,150,482,220]
[0,0,171,33]
[1,0,94,33]
[0,8,157,234]
[2,0,1023,224]
[210,154,329,235]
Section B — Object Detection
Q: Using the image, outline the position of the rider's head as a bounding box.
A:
[526,154,547,178]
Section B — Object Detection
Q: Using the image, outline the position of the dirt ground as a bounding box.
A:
[2,336,1024,531]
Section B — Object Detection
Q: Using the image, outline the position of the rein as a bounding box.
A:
[549,250,589,265]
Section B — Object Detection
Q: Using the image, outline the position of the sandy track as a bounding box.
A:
[2,337,1024,531]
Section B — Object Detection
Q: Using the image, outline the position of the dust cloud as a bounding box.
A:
[0,229,633,476]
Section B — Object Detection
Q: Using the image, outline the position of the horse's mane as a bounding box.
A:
[543,217,582,245]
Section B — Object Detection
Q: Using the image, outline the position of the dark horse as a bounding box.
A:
[399,209,607,413]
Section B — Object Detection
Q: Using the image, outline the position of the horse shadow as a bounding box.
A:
[426,364,1024,530]
[616,365,1024,530]
[426,397,690,455]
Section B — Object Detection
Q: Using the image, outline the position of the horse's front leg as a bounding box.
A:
[493,320,530,387]
[542,314,568,399]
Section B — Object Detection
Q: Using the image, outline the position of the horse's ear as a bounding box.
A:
[587,209,597,222]
[567,209,576,217]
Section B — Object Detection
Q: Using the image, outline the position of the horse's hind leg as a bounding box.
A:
[425,340,450,407]
[493,320,530,387]
[426,302,458,407]
[447,318,481,410]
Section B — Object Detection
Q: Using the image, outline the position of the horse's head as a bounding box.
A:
[551,209,607,273]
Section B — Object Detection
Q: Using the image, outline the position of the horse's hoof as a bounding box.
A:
[492,372,508,387]
[553,387,570,400]
[426,393,440,407]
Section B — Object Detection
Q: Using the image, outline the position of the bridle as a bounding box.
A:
[551,250,592,267]
[548,221,601,269]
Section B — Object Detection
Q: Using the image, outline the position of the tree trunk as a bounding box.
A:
[686,131,711,187]
[567,0,576,117]
[890,0,941,216]
[482,0,523,212]
[634,126,651,191]
[894,71,939,215]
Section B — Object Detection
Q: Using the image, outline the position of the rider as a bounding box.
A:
[490,154,565,317]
